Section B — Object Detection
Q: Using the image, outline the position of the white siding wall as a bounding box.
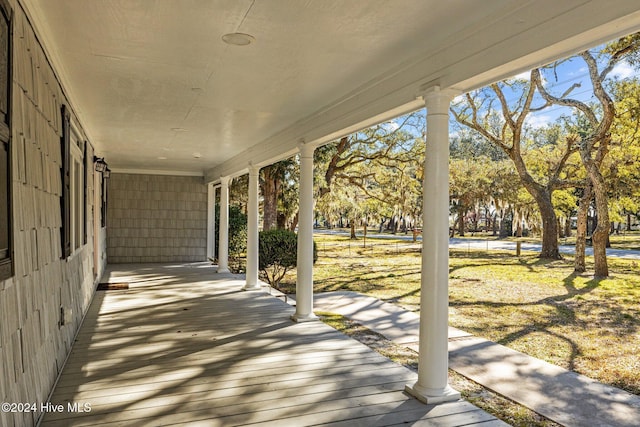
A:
[0,2,105,426]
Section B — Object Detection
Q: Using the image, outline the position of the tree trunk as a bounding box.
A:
[515,211,523,238]
[514,169,560,258]
[261,165,280,230]
[575,183,592,273]
[485,207,490,232]
[492,213,498,236]
[558,218,565,238]
[591,193,609,277]
[539,202,560,259]
[510,153,560,258]
[392,217,399,234]
[582,156,609,277]
[319,136,350,198]
[564,217,572,238]
[457,212,465,237]
[499,209,509,238]
[350,220,357,239]
[470,209,477,232]
[628,213,632,232]
[288,212,299,232]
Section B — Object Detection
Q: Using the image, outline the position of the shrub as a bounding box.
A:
[214,205,247,272]
[227,206,248,256]
[258,228,317,289]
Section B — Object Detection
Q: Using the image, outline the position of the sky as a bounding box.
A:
[387,41,640,140]
[507,55,638,130]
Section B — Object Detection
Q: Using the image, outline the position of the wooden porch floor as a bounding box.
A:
[41,263,506,427]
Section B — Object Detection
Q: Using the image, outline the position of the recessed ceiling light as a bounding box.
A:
[157,156,167,160]
[222,32,255,46]
[171,127,188,132]
[192,152,202,159]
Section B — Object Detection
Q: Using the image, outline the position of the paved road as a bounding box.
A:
[448,238,640,260]
[315,229,640,260]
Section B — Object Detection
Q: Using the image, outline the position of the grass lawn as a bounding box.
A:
[277,234,640,395]
[608,231,640,250]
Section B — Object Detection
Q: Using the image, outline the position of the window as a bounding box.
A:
[60,106,71,258]
[0,0,12,281]
[101,178,107,228]
[60,106,85,258]
[70,128,84,251]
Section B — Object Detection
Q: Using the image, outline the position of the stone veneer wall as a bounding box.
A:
[0,2,105,426]
[107,173,207,263]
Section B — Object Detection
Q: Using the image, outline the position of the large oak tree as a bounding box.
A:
[535,34,640,276]
[451,76,579,259]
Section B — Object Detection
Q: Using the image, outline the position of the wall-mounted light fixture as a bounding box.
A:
[94,156,108,173]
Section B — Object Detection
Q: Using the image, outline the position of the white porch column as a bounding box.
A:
[206,183,217,261]
[244,164,261,290]
[217,176,231,274]
[291,143,317,322]
[405,86,461,404]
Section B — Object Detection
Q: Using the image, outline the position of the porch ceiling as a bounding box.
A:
[22,0,640,179]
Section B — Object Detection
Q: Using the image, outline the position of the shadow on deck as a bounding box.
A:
[41,262,506,427]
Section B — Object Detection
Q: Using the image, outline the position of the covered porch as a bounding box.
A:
[41,263,505,426]
[3,2,640,426]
